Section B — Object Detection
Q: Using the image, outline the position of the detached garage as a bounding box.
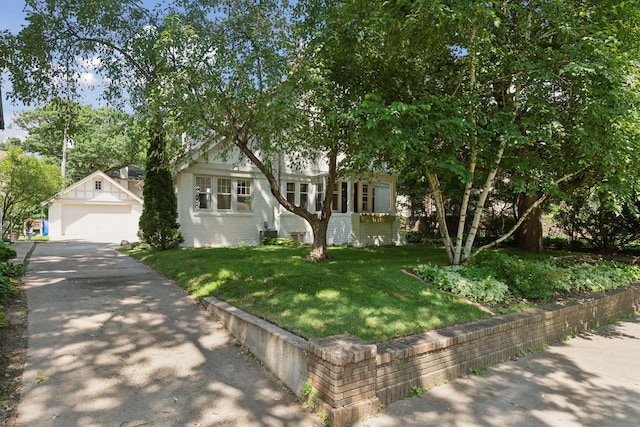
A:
[46,171,143,243]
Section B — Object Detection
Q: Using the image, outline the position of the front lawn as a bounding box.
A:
[124,244,640,342]
[124,245,489,342]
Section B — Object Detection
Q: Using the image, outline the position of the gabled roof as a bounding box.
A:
[173,136,226,174]
[42,170,143,206]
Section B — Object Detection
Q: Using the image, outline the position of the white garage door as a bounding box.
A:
[61,204,139,242]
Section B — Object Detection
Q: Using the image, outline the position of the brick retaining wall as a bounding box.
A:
[205,285,640,427]
[306,285,640,426]
[373,284,640,406]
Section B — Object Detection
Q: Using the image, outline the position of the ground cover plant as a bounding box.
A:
[415,250,640,305]
[0,243,22,308]
[124,244,489,341]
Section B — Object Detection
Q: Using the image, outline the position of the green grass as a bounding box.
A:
[124,245,489,342]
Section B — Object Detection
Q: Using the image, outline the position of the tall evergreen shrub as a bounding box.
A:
[138,120,183,250]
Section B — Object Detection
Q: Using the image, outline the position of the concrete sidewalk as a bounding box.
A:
[16,242,319,427]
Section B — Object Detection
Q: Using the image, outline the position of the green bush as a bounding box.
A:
[0,261,24,304]
[406,231,429,244]
[554,188,640,252]
[415,263,508,303]
[467,252,640,301]
[405,232,443,246]
[0,276,17,304]
[548,258,640,293]
[419,251,640,303]
[0,262,24,278]
[261,237,300,247]
[0,242,17,262]
[138,226,184,251]
[469,252,561,300]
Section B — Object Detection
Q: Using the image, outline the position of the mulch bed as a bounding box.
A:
[0,283,28,427]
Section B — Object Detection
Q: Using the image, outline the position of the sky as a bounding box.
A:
[0,0,156,142]
[1,1,29,140]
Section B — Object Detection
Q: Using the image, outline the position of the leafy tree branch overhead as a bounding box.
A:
[0,147,63,238]
[350,0,640,264]
[1,0,186,249]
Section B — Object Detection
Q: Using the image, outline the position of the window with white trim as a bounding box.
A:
[195,176,212,210]
[300,183,309,211]
[95,180,102,190]
[237,180,251,211]
[373,183,391,213]
[286,182,296,205]
[217,178,232,210]
[195,176,252,211]
[315,182,324,212]
[361,184,369,212]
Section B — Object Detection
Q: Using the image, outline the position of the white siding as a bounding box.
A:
[326,214,353,246]
[175,145,402,248]
[47,171,142,243]
[350,215,402,247]
[177,171,274,247]
[279,213,312,244]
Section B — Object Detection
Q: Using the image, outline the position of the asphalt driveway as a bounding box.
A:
[16,242,318,427]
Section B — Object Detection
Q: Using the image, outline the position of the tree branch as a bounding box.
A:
[471,171,582,258]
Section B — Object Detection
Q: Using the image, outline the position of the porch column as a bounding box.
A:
[390,178,397,215]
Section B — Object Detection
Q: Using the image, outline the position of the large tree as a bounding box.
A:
[148,0,371,259]
[353,0,640,264]
[13,100,142,182]
[1,0,186,249]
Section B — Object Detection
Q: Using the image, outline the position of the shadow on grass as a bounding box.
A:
[129,245,488,341]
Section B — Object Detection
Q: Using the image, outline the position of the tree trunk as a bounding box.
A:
[234,138,335,261]
[427,173,454,264]
[517,193,544,253]
[461,138,506,263]
[308,219,330,260]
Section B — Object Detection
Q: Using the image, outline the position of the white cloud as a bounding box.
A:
[79,72,99,87]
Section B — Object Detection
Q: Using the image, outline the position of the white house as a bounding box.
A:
[46,170,143,243]
[174,142,403,247]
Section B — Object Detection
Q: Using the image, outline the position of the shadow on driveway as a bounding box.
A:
[18,242,319,427]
